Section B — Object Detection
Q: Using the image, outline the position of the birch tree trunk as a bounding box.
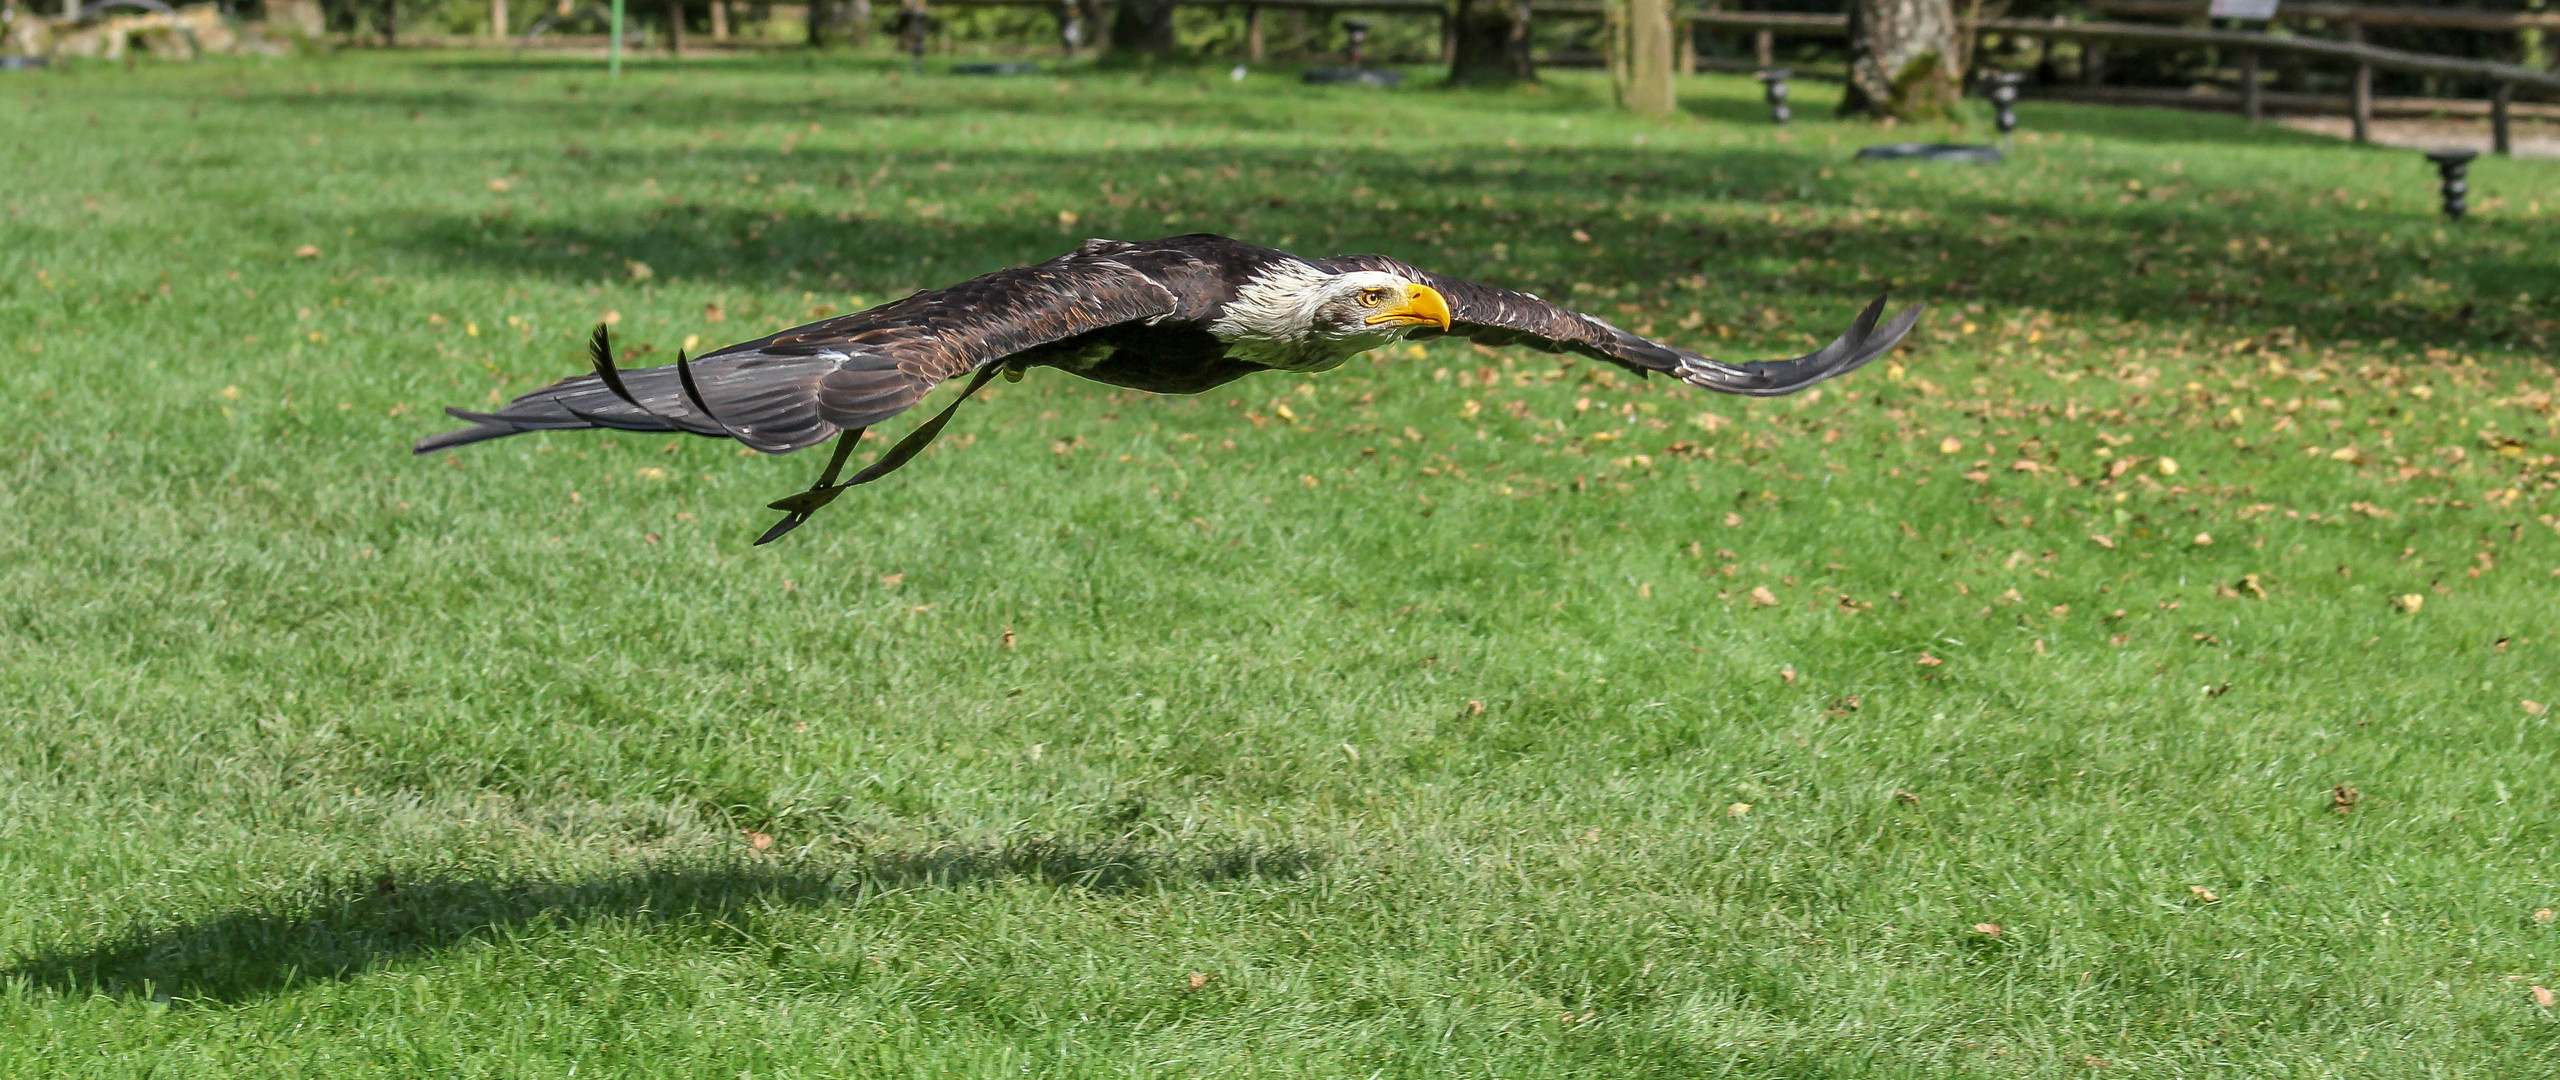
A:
[1842,0,1962,122]
[1619,0,1675,115]
[1447,0,1533,85]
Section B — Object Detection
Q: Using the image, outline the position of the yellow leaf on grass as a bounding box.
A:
[1748,586,1779,607]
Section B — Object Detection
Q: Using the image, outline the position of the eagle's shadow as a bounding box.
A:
[4,843,1318,1004]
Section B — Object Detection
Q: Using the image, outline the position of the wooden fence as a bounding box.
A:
[911,0,2560,152]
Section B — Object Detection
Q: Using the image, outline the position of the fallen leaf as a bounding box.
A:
[1186,972,1213,991]
[293,244,321,258]
[879,573,905,586]
[1467,699,1485,715]
[2331,784,2359,815]
[1894,790,1919,805]
[2189,885,2220,903]
[1000,627,1016,648]
[1724,511,1745,527]
[2193,532,2214,546]
[1939,436,1963,454]
[1779,666,1797,685]
[1748,586,1779,607]
[1825,694,1861,718]
[1973,922,2002,938]
[1727,802,1753,818]
[2090,534,2116,549]
[2157,456,2180,476]
[1916,652,1943,667]
[487,177,513,192]
[642,531,660,544]
[745,831,774,851]
[2538,986,2557,1009]
[2535,908,2555,924]
[2525,700,2548,717]
[2394,593,2425,614]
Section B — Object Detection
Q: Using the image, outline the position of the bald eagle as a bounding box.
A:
[417,234,1921,544]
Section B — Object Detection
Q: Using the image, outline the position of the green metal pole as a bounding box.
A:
[609,0,625,75]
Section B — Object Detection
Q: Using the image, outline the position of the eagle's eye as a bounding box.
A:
[1357,287,1388,307]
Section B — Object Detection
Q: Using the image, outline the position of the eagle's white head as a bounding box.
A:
[1211,264,1454,372]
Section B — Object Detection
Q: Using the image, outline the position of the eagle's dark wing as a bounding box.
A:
[1321,255,1921,398]
[415,255,1179,455]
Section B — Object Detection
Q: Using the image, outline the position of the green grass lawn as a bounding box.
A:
[2,49,2557,1077]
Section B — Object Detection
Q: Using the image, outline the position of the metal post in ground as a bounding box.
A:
[610,0,624,75]
[2493,83,2513,156]
[2426,149,2477,220]
[2240,48,2260,122]
[2352,63,2372,144]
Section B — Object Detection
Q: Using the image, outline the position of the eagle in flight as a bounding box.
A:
[417,234,1921,544]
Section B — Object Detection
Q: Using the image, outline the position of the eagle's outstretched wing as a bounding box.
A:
[1321,255,1921,398]
[414,254,1179,455]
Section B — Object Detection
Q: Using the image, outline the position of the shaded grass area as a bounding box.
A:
[0,50,2556,1077]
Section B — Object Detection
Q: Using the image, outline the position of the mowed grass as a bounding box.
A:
[2,50,2558,1077]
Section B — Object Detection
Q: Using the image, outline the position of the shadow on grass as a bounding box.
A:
[3,843,1319,1003]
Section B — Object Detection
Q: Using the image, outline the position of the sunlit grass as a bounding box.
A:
[0,50,2556,1078]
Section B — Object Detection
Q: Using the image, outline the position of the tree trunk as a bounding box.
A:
[665,0,683,54]
[491,0,509,38]
[709,0,728,40]
[1106,0,1176,60]
[1626,0,1676,114]
[1842,0,1962,122]
[1448,0,1533,85]
[806,0,832,45]
[1079,0,1108,51]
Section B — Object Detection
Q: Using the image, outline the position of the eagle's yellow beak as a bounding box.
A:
[1365,282,1453,331]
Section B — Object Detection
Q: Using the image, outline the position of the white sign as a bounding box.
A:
[2208,0,2282,20]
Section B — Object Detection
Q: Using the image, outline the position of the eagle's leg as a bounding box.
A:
[752,364,1006,546]
[756,429,865,546]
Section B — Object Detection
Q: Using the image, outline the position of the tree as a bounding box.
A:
[1106,0,1177,60]
[1448,0,1533,85]
[1608,0,1676,115]
[806,0,870,47]
[1842,0,1963,122]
